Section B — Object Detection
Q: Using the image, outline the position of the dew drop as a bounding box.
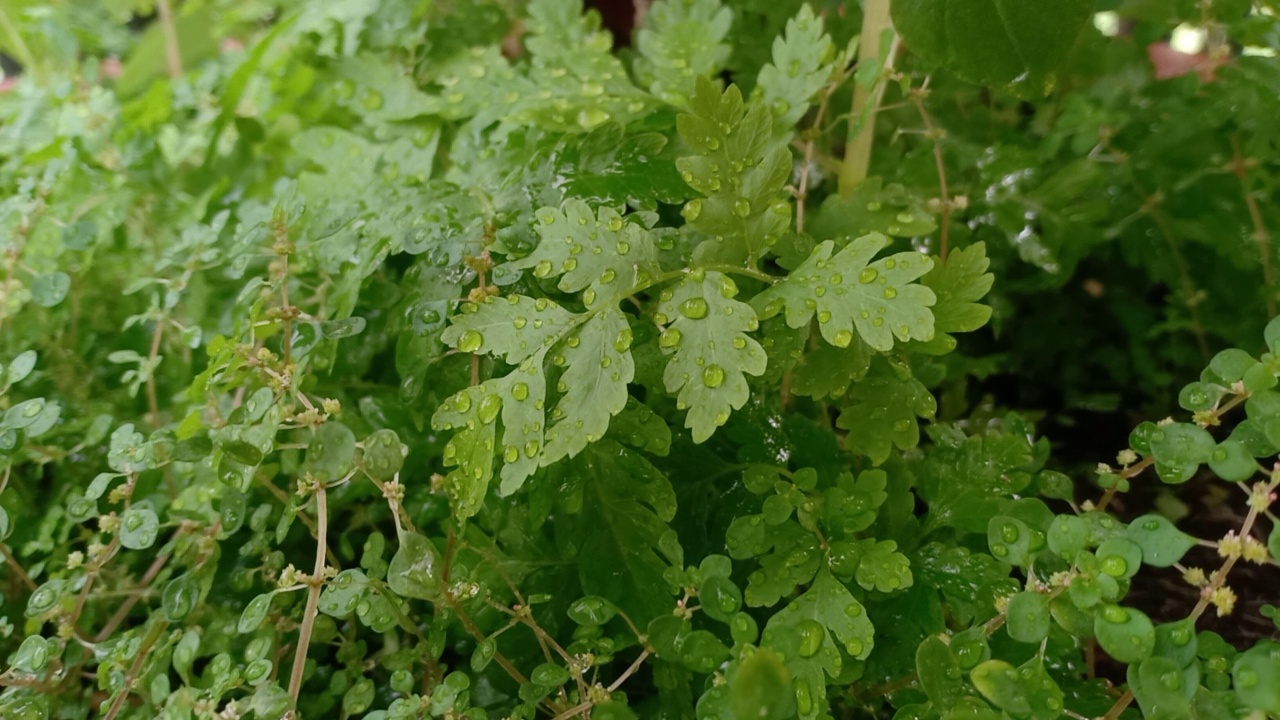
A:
[702,364,726,389]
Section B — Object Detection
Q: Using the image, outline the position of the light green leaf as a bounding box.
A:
[1149,422,1215,483]
[836,357,936,463]
[676,77,791,265]
[756,234,936,352]
[512,200,662,306]
[544,308,634,462]
[656,271,767,442]
[761,568,874,720]
[971,658,1063,720]
[892,0,1093,92]
[442,295,578,365]
[119,506,160,550]
[431,384,499,519]
[756,4,839,132]
[1095,605,1155,664]
[634,0,734,107]
[387,532,443,601]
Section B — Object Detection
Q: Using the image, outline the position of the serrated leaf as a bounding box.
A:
[808,178,937,241]
[837,357,936,463]
[791,339,873,400]
[676,77,791,265]
[544,123,689,211]
[431,384,498,519]
[756,234,936,352]
[656,271,767,442]
[761,568,874,720]
[756,4,838,132]
[634,0,733,107]
[545,307,634,461]
[512,200,662,305]
[558,441,680,622]
[892,0,1093,92]
[922,242,994,341]
[852,539,913,593]
[443,295,578,365]
[608,397,673,456]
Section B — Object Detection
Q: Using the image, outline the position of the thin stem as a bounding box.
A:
[1140,191,1211,363]
[607,649,651,692]
[102,619,168,720]
[155,0,183,79]
[911,90,951,260]
[839,0,895,196]
[1102,690,1134,720]
[1231,134,1276,318]
[796,79,843,234]
[288,485,328,708]
[1,545,36,591]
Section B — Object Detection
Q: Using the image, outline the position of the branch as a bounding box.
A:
[155,0,183,79]
[1231,135,1276,318]
[287,485,328,708]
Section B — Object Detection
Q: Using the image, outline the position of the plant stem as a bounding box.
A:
[1231,135,1276,318]
[911,90,951,259]
[155,0,183,79]
[839,0,895,196]
[288,484,328,709]
[102,619,168,720]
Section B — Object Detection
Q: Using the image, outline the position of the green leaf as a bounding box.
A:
[543,308,635,463]
[238,592,275,634]
[302,422,356,483]
[1208,440,1260,482]
[1095,605,1156,664]
[1046,515,1088,559]
[987,515,1035,566]
[119,506,160,550]
[836,357,936,464]
[807,178,937,242]
[1149,423,1216,483]
[1006,591,1050,644]
[762,568,874,720]
[607,398,673,456]
[656,271,767,442]
[730,648,795,720]
[634,0,733,107]
[559,441,680,622]
[513,200,662,306]
[29,272,70,308]
[791,339,873,400]
[891,0,1093,92]
[387,532,443,602]
[970,658,1063,720]
[917,635,965,707]
[10,635,53,673]
[755,234,937,352]
[676,77,791,265]
[1233,641,1280,715]
[1130,656,1195,720]
[431,384,498,518]
[1125,514,1196,568]
[5,350,37,385]
[543,124,689,211]
[756,5,839,132]
[442,295,578,365]
[921,242,995,343]
[847,538,913,593]
[362,429,405,479]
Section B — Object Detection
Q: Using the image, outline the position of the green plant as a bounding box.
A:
[1,1,1279,719]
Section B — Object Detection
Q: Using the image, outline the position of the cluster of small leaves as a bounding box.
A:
[1,1,1279,720]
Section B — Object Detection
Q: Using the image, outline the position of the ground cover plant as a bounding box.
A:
[1,0,1280,718]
